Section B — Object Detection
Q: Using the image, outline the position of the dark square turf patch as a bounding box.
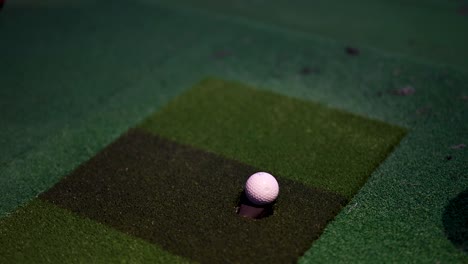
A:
[40,129,347,264]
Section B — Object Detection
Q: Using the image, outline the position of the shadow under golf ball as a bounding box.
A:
[235,191,276,220]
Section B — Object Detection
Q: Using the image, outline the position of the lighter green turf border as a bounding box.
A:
[0,200,193,263]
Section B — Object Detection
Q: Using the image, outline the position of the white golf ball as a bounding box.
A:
[245,172,279,205]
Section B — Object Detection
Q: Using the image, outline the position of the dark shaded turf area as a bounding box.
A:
[443,189,468,253]
[40,129,347,263]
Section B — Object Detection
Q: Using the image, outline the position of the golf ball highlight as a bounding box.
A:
[245,172,279,205]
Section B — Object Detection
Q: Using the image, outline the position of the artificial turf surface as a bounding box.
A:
[139,78,407,199]
[0,0,467,262]
[149,0,468,71]
[1,79,404,262]
[40,129,346,263]
[0,200,191,264]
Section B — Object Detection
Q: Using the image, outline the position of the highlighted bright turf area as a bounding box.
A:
[139,78,407,199]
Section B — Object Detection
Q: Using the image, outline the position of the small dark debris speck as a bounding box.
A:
[446,155,453,161]
[299,66,319,75]
[213,50,232,59]
[416,106,431,115]
[345,46,360,56]
[457,4,468,16]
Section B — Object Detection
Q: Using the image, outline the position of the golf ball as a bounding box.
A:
[245,172,279,205]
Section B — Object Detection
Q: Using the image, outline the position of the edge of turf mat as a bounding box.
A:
[0,200,192,263]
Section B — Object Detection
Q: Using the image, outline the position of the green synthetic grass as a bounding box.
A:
[147,0,468,71]
[40,129,346,263]
[0,200,191,263]
[139,78,407,199]
[0,2,204,217]
[0,0,467,262]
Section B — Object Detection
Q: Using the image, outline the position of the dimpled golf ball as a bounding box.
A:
[245,172,279,205]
